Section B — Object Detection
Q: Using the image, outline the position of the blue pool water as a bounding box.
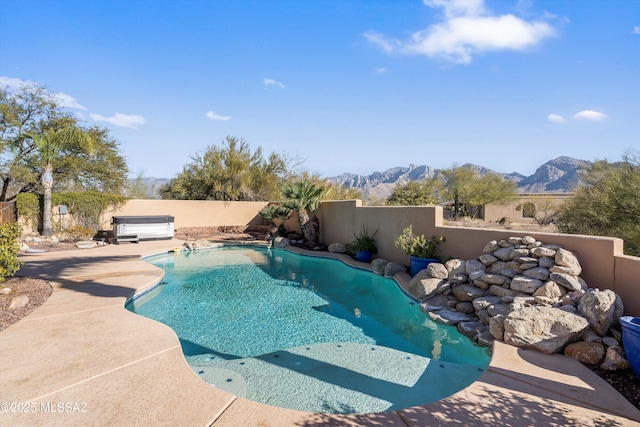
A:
[126,246,490,413]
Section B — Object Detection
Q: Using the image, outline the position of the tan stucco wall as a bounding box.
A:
[483,193,573,223]
[99,199,269,229]
[319,200,639,316]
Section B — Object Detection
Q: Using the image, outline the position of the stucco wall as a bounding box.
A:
[99,199,269,229]
[318,200,640,316]
[483,193,573,223]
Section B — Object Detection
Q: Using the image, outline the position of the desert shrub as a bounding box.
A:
[557,153,640,256]
[61,225,95,242]
[0,223,23,283]
[16,192,40,227]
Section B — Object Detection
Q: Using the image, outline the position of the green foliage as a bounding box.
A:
[394,225,444,259]
[53,191,127,231]
[160,136,293,201]
[259,205,291,225]
[0,223,22,283]
[1,83,128,203]
[324,183,363,201]
[441,166,517,218]
[282,180,327,246]
[387,179,443,206]
[557,153,640,256]
[16,192,39,224]
[62,225,95,242]
[350,226,377,253]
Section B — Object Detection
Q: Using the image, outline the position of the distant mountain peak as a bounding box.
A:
[328,157,588,200]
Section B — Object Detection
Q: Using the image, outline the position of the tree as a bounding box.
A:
[1,83,128,203]
[387,179,443,206]
[31,126,95,235]
[441,166,517,218]
[282,180,326,247]
[557,152,640,256]
[160,136,293,201]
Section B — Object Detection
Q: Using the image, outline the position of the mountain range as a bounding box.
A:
[136,156,589,201]
[327,156,589,201]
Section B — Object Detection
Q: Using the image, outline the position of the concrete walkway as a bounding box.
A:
[1,239,638,426]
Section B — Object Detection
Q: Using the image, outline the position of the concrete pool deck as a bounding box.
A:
[1,238,638,426]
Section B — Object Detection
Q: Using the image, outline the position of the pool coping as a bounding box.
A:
[1,237,639,426]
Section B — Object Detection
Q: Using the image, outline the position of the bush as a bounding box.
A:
[61,225,95,242]
[557,154,640,256]
[0,223,23,284]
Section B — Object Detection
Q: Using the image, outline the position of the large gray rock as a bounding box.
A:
[472,295,502,311]
[549,272,583,292]
[272,237,290,248]
[482,240,500,253]
[503,306,589,354]
[445,259,466,276]
[328,242,347,253]
[371,258,388,275]
[457,321,487,338]
[465,259,486,275]
[9,295,29,310]
[533,281,566,301]
[600,346,630,371]
[555,248,582,275]
[510,276,543,293]
[479,254,498,266]
[489,314,506,340]
[426,262,448,279]
[523,267,550,281]
[493,247,513,261]
[578,289,623,336]
[407,272,447,300]
[480,274,508,285]
[384,262,406,277]
[452,284,485,302]
[564,341,605,365]
[532,247,556,257]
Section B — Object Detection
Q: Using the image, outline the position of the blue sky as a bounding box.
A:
[1,0,638,179]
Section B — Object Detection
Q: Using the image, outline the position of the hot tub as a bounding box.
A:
[112,215,174,243]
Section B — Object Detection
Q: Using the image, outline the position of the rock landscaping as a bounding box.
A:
[374,236,630,371]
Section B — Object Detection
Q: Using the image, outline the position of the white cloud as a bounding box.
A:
[363,31,398,53]
[375,67,387,74]
[0,76,87,110]
[573,110,608,121]
[54,92,87,110]
[365,0,557,64]
[547,114,565,123]
[632,26,640,34]
[0,76,30,91]
[90,112,146,129]
[205,111,231,121]
[263,78,285,89]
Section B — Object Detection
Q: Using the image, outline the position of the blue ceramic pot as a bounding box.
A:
[355,250,373,263]
[410,256,439,276]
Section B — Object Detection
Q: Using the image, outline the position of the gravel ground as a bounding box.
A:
[1,237,638,411]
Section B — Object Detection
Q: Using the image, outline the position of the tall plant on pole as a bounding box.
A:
[282,180,326,247]
[30,126,94,236]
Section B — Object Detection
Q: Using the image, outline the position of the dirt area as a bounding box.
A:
[1,229,638,410]
[0,276,52,331]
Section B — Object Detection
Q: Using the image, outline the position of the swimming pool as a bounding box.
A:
[126,246,490,413]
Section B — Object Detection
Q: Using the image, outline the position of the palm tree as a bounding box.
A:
[31,126,94,236]
[282,181,326,247]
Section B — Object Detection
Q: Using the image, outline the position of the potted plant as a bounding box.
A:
[394,225,444,275]
[350,226,378,263]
